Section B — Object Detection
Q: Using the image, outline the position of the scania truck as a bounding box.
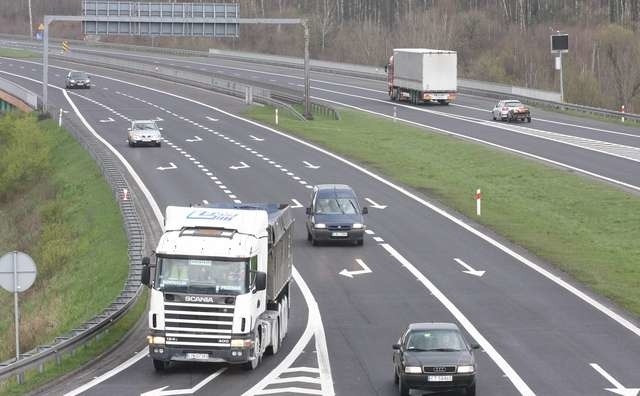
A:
[141,203,294,371]
[387,48,457,105]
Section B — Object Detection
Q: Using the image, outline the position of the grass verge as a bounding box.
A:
[245,105,640,317]
[0,288,148,396]
[0,47,38,59]
[0,113,129,372]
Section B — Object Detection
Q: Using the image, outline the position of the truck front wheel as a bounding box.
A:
[245,333,262,370]
[153,359,169,371]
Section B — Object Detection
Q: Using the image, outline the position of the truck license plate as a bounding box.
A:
[331,232,348,237]
[186,353,209,360]
[428,375,453,382]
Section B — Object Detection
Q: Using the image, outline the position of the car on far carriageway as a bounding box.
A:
[393,322,479,396]
[128,120,162,147]
[65,71,91,89]
[491,99,531,123]
[305,184,368,246]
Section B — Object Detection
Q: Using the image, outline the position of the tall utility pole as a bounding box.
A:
[28,0,33,39]
[302,19,311,119]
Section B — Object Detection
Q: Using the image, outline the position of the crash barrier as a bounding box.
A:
[0,110,145,386]
[0,76,39,111]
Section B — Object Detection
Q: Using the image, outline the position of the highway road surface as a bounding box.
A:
[1,45,639,396]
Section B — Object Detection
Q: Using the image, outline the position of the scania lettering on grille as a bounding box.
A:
[185,295,215,303]
[187,210,238,222]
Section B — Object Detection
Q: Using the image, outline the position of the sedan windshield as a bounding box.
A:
[505,101,523,107]
[406,329,466,351]
[69,72,88,79]
[157,257,248,295]
[315,198,358,214]
[133,122,157,130]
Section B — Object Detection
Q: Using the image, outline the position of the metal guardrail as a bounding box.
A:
[0,109,145,384]
[50,49,340,120]
[0,76,40,110]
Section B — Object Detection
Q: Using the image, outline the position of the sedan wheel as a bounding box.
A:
[398,375,410,396]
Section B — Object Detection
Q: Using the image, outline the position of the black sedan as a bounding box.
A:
[393,323,479,396]
[65,71,91,89]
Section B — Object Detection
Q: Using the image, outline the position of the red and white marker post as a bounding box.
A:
[475,189,482,216]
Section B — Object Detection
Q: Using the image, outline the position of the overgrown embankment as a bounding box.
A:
[0,113,128,362]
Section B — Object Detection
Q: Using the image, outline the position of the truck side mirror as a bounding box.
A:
[471,343,481,350]
[141,256,151,286]
[392,343,400,350]
[305,207,312,215]
[255,271,267,291]
[362,207,368,215]
[384,65,388,73]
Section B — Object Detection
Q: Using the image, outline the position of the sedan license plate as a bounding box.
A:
[186,353,208,360]
[331,232,348,237]
[428,375,453,382]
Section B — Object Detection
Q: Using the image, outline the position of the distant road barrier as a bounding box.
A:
[0,76,39,111]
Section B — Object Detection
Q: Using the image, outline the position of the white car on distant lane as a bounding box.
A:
[128,120,162,147]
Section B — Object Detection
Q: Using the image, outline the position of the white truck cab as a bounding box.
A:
[141,204,293,371]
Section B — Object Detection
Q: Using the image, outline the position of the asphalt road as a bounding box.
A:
[1,47,640,396]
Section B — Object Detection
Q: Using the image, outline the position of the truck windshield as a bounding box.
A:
[156,257,248,295]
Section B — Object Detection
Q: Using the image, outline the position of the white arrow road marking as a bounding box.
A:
[156,162,177,171]
[99,117,114,123]
[206,116,219,122]
[365,198,387,209]
[290,199,304,208]
[339,259,372,278]
[185,135,203,142]
[302,161,320,169]
[229,161,250,170]
[590,363,640,396]
[249,135,264,141]
[140,367,226,396]
[454,258,486,277]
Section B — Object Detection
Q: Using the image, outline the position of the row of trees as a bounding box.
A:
[1,1,639,111]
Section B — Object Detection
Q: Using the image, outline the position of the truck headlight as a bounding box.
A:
[404,366,422,374]
[352,223,363,229]
[314,223,326,229]
[457,365,475,373]
[147,336,165,345]
[230,339,254,348]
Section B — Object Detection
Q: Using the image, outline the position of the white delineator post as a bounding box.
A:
[393,106,397,122]
[58,108,63,127]
[122,188,129,201]
[475,189,482,216]
[275,108,279,125]
[621,105,625,123]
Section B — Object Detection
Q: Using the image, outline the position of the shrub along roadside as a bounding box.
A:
[245,105,640,317]
[0,114,129,367]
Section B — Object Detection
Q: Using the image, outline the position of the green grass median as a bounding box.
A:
[245,105,640,317]
[0,113,137,392]
[0,48,38,59]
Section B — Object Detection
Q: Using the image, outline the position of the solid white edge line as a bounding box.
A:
[53,81,319,395]
[242,267,335,396]
[11,57,640,388]
[63,347,148,396]
[313,85,640,165]
[380,243,534,395]
[45,63,640,340]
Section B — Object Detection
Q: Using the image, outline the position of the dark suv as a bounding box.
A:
[305,184,367,246]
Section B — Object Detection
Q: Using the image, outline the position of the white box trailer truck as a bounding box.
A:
[141,203,293,371]
[387,48,457,105]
